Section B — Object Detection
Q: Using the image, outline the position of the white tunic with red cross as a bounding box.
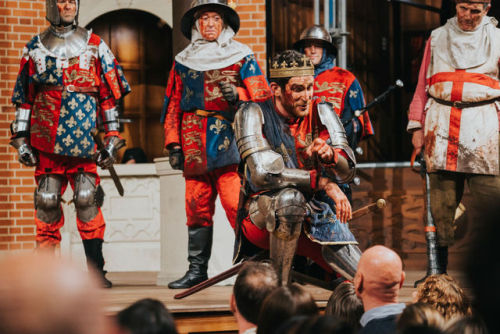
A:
[424,19,500,175]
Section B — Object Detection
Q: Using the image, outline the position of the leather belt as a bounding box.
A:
[431,96,499,109]
[38,85,99,94]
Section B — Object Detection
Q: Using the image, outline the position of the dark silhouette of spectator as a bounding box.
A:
[0,253,112,334]
[230,261,279,334]
[397,302,445,333]
[122,147,148,164]
[257,283,319,334]
[444,316,489,334]
[289,315,354,334]
[116,298,177,334]
[414,274,470,322]
[354,245,406,334]
[324,282,363,332]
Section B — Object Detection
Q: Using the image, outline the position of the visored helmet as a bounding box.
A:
[46,0,80,26]
[293,25,337,55]
[181,0,240,40]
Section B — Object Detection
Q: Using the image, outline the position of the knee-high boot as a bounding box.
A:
[168,226,213,289]
[82,238,112,288]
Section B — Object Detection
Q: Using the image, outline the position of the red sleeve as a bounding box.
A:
[408,38,431,130]
[164,65,184,149]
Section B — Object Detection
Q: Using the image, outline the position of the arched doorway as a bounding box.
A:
[87,9,172,161]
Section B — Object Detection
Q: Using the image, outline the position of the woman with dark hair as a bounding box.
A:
[257,283,319,334]
[397,302,445,333]
[325,282,363,332]
[116,298,178,334]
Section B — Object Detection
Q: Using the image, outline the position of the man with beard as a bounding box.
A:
[162,0,271,289]
[408,0,500,274]
[10,0,130,287]
[232,50,362,285]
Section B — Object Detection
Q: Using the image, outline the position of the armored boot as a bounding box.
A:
[82,238,112,288]
[168,226,213,289]
[321,244,362,281]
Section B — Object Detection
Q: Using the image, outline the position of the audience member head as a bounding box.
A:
[397,302,445,333]
[354,245,405,311]
[230,261,279,330]
[415,274,470,321]
[116,298,177,334]
[257,283,319,334]
[325,282,363,332]
[444,315,489,334]
[0,253,110,334]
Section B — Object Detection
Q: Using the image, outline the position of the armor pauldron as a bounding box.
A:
[103,107,120,132]
[12,107,31,134]
[34,175,62,223]
[234,102,271,159]
[73,173,100,223]
[317,102,356,183]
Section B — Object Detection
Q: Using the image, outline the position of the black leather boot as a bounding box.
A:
[436,246,448,274]
[168,226,213,289]
[82,238,112,288]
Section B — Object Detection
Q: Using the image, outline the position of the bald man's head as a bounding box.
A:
[354,245,405,310]
[0,254,110,334]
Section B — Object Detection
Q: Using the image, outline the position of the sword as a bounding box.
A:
[91,128,125,196]
[411,150,439,287]
[342,79,404,126]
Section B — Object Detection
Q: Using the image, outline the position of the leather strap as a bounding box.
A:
[38,85,99,94]
[431,95,499,109]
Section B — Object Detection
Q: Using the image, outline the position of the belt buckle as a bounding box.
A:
[66,85,76,93]
[452,101,460,108]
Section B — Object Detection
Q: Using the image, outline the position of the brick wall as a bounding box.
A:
[0,0,46,251]
[234,0,267,71]
[0,1,268,252]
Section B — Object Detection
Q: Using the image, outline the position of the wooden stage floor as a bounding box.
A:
[103,270,470,334]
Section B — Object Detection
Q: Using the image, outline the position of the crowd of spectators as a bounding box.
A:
[0,243,492,334]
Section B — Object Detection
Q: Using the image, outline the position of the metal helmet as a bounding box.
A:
[46,0,80,26]
[293,25,337,55]
[181,0,240,40]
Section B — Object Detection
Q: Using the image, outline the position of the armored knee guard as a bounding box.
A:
[269,188,307,285]
[321,243,362,281]
[35,175,63,223]
[73,173,104,223]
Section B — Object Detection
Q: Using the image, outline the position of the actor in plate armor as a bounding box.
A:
[408,0,500,274]
[10,0,131,287]
[233,50,362,285]
[162,0,271,289]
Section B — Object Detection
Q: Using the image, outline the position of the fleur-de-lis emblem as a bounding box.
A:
[82,118,91,130]
[84,100,93,112]
[62,134,74,147]
[74,127,83,138]
[77,94,86,102]
[57,124,66,136]
[46,59,55,69]
[209,119,227,134]
[218,137,231,151]
[60,106,69,117]
[68,98,78,110]
[249,63,256,73]
[81,136,90,149]
[75,109,85,120]
[54,143,63,153]
[65,116,77,128]
[70,145,82,155]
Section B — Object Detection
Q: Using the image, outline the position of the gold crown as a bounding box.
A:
[269,56,315,79]
[228,0,237,9]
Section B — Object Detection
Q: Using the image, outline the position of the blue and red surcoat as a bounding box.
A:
[12,33,131,159]
[162,54,271,177]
